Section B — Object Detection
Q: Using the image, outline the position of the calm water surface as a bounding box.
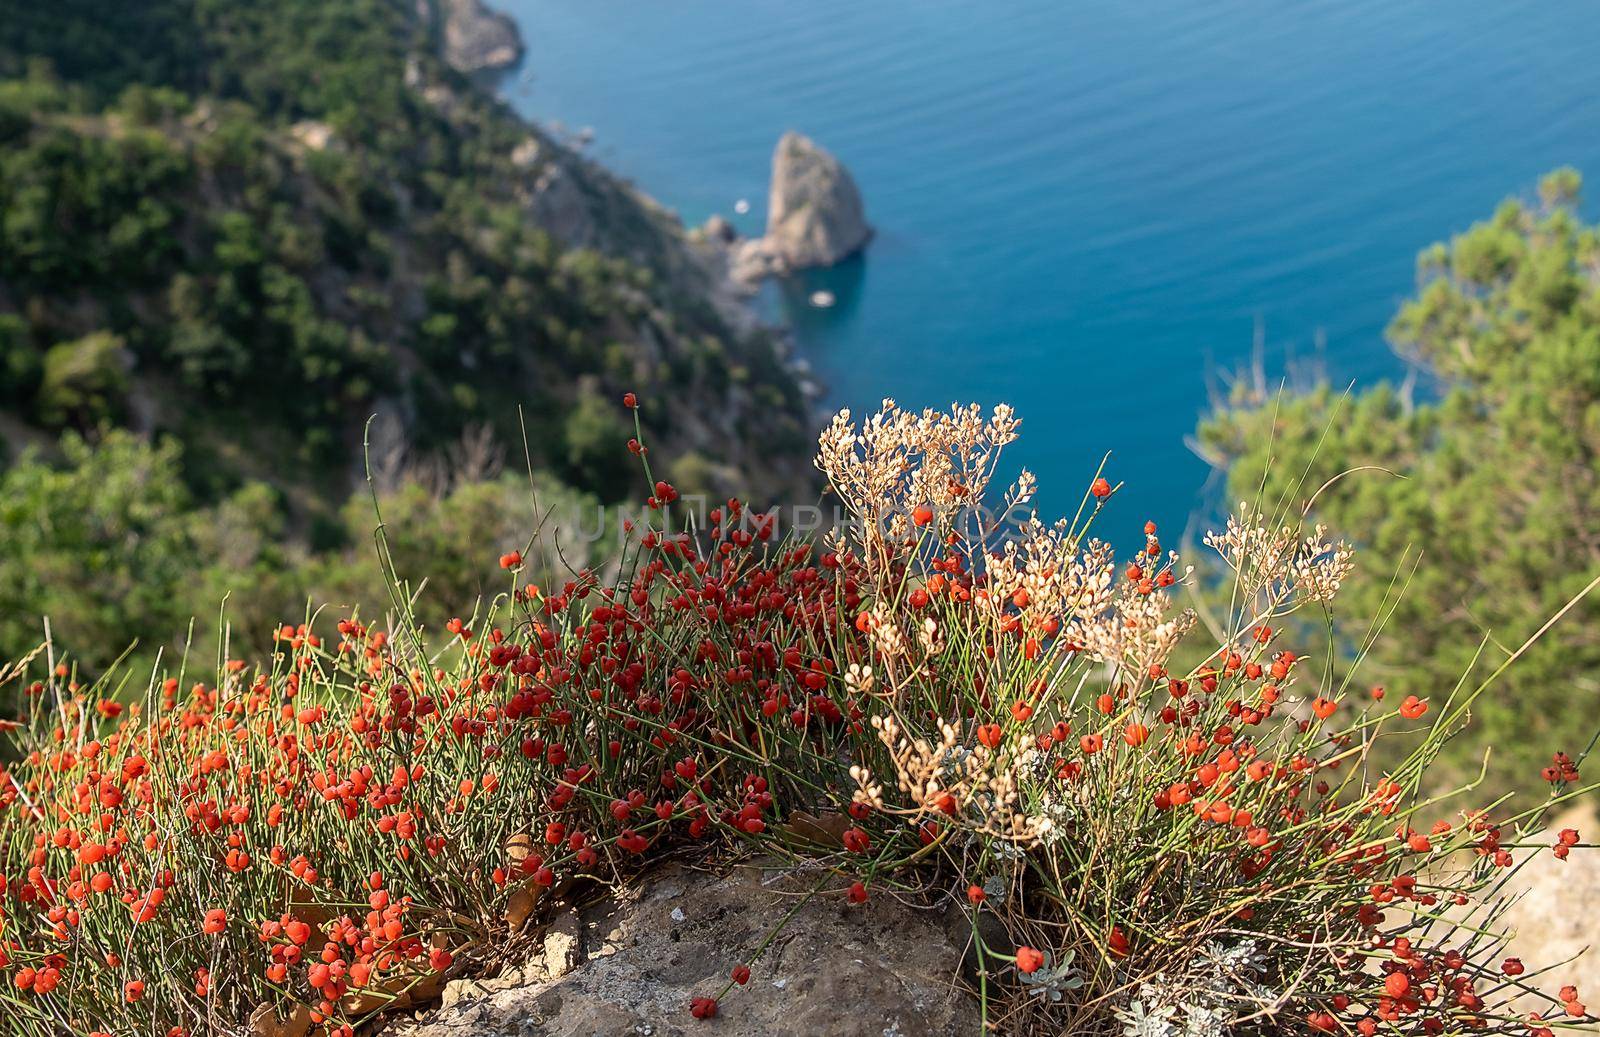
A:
[497,0,1600,533]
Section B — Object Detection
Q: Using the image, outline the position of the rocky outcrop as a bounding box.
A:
[706,132,871,291]
[726,237,789,286]
[764,131,872,268]
[1493,808,1599,1007]
[437,0,524,74]
[384,861,978,1037]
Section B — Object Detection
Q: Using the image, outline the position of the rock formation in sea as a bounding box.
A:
[764,131,873,268]
[435,0,524,73]
[705,132,872,291]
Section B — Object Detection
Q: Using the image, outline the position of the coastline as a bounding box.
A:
[467,2,828,414]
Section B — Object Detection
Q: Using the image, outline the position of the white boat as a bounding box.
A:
[809,290,836,308]
[733,198,750,214]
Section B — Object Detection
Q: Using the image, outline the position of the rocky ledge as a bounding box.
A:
[704,132,872,291]
[435,0,524,74]
[383,861,978,1036]
[361,824,1600,1036]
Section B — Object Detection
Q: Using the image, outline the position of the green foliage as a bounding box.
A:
[318,473,615,618]
[114,83,192,126]
[37,331,129,428]
[0,0,199,103]
[0,432,610,675]
[560,389,636,495]
[0,16,806,497]
[1198,168,1600,795]
[0,0,424,142]
[665,449,724,500]
[0,0,813,681]
[0,114,191,290]
[0,432,224,672]
[0,313,41,404]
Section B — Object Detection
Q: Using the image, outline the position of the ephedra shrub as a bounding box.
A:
[0,399,1595,1036]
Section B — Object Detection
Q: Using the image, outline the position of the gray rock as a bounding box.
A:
[525,163,593,246]
[700,215,737,245]
[727,238,788,289]
[288,120,337,152]
[439,0,524,74]
[385,861,977,1037]
[510,137,542,169]
[763,131,872,269]
[543,908,584,980]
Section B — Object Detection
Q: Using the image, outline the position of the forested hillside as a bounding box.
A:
[0,0,815,669]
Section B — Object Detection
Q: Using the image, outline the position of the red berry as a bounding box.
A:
[1015,946,1045,974]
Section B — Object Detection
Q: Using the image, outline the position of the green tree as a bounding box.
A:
[1198,168,1600,796]
[312,472,615,622]
[0,313,41,403]
[0,432,214,670]
[0,0,816,679]
[0,432,303,673]
[37,331,128,428]
[560,389,636,496]
[0,428,616,675]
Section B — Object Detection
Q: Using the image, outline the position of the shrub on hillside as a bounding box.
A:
[0,400,1594,1036]
[0,432,611,675]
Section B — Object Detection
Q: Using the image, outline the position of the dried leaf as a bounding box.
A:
[505,879,544,933]
[779,809,851,848]
[339,989,393,1017]
[283,876,338,931]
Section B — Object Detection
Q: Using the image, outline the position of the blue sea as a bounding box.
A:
[496,0,1600,536]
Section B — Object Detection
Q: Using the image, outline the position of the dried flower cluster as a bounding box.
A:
[1203,504,1355,608]
[817,400,1023,567]
[858,714,1054,844]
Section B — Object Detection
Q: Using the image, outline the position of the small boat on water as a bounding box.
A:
[809,290,836,308]
[733,198,750,214]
